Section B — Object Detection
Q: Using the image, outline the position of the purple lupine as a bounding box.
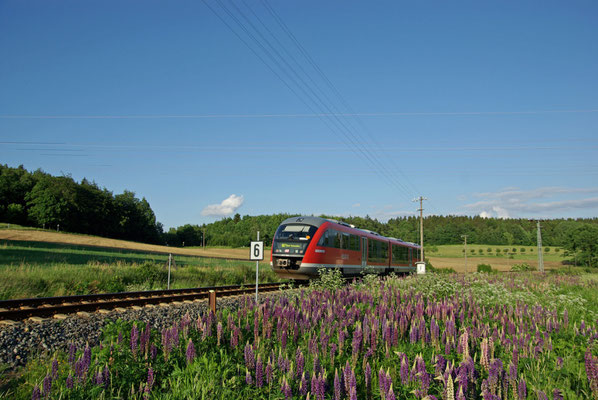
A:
[245,369,253,385]
[51,358,58,379]
[295,348,305,378]
[150,343,157,360]
[131,324,139,356]
[517,378,527,399]
[83,344,91,373]
[552,388,563,400]
[585,348,598,396]
[400,355,409,385]
[147,367,155,392]
[265,361,273,384]
[378,367,386,400]
[244,342,255,369]
[66,374,74,389]
[103,364,110,387]
[95,370,104,386]
[68,343,77,366]
[299,372,308,396]
[217,322,223,345]
[334,369,342,400]
[386,386,396,400]
[186,339,196,364]
[31,385,41,400]
[281,377,292,400]
[536,390,548,400]
[256,355,264,388]
[117,331,123,345]
[42,374,52,397]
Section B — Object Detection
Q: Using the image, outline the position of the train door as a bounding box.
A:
[361,237,367,268]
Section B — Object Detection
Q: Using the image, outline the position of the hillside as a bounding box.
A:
[0,228,272,264]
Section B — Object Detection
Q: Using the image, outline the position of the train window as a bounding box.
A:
[317,230,329,247]
[392,245,409,263]
[318,229,342,249]
[381,242,388,260]
[350,234,360,251]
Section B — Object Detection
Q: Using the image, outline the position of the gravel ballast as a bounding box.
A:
[0,291,296,373]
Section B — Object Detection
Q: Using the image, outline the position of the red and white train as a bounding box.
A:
[270,216,420,280]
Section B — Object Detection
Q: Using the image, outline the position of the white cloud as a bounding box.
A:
[352,203,361,208]
[201,194,244,217]
[463,187,598,218]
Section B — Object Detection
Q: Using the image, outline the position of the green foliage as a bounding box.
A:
[511,262,536,272]
[476,263,493,273]
[0,164,163,244]
[309,267,345,291]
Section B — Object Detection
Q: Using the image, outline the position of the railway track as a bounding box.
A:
[0,282,304,322]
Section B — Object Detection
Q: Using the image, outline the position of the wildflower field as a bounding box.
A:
[11,272,598,399]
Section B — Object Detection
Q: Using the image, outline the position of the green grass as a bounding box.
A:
[0,240,280,300]
[427,244,566,261]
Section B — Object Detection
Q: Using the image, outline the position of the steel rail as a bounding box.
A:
[0,282,302,321]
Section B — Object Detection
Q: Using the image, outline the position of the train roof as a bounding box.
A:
[279,216,420,248]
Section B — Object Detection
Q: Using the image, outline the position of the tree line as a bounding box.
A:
[0,164,163,243]
[2,164,597,266]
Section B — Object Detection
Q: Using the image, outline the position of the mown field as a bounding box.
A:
[5,271,598,399]
[427,244,567,273]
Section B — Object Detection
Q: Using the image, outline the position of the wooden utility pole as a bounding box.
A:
[537,220,544,272]
[461,234,468,273]
[413,196,427,262]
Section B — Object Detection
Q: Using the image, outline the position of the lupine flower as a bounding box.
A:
[299,372,308,396]
[517,378,527,399]
[66,374,73,389]
[146,367,155,392]
[42,374,52,396]
[186,339,196,364]
[131,324,139,356]
[281,377,292,400]
[256,355,264,388]
[265,361,273,384]
[334,369,342,400]
[245,369,253,385]
[150,343,157,360]
[68,343,77,366]
[552,388,563,400]
[244,342,255,369]
[217,322,223,345]
[536,390,548,400]
[31,385,41,400]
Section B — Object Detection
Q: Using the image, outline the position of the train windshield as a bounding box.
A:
[273,224,318,255]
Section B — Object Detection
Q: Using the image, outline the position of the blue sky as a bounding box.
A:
[1,0,597,229]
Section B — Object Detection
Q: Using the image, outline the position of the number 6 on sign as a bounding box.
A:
[250,241,264,261]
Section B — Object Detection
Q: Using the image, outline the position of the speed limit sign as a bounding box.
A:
[250,241,264,261]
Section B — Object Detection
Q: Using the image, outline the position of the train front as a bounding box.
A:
[271,217,321,280]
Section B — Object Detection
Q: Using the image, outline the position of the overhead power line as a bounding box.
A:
[1,108,597,119]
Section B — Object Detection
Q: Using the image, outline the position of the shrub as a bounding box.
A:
[512,248,517,253]
[521,248,526,253]
[511,263,536,272]
[478,249,484,255]
[545,247,551,253]
[310,268,344,291]
[487,248,492,253]
[477,264,493,273]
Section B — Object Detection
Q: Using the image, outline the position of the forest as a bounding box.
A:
[2,164,597,265]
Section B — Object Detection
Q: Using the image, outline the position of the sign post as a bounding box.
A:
[250,232,264,303]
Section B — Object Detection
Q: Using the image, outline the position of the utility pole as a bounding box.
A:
[537,220,544,273]
[413,196,427,262]
[461,234,468,273]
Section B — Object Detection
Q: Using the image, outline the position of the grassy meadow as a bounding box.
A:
[0,239,280,300]
[427,244,567,272]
